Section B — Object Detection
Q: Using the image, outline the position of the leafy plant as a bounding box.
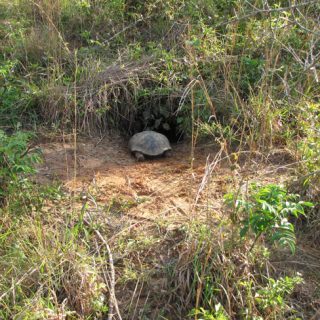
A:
[190,304,229,320]
[256,275,303,315]
[0,58,38,127]
[239,56,265,97]
[225,184,313,253]
[297,102,320,185]
[0,130,42,201]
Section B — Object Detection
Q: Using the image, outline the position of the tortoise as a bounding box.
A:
[128,131,172,161]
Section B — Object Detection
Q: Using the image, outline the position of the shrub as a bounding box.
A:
[225,184,313,253]
[0,130,42,203]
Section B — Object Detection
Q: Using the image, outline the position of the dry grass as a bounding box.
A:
[76,57,165,134]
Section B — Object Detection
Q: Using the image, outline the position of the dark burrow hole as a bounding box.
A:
[131,117,183,143]
[129,98,185,143]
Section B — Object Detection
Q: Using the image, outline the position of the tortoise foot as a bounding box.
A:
[134,152,145,161]
[164,150,172,158]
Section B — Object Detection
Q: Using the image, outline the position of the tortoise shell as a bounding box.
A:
[128,131,171,156]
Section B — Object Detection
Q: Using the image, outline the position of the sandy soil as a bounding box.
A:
[34,135,299,252]
[36,134,292,222]
[37,135,229,221]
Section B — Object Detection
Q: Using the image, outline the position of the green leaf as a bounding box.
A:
[299,201,314,207]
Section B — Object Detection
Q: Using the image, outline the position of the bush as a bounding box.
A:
[0,130,42,203]
[225,184,313,253]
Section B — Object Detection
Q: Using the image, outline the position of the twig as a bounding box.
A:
[19,143,36,159]
[217,0,319,27]
[83,214,122,320]
[297,169,320,180]
[0,268,38,301]
[193,148,224,207]
[101,18,144,45]
[84,195,121,317]
[271,260,320,268]
[128,279,140,315]
[96,229,120,320]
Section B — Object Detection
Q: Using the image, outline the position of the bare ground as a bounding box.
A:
[36,134,293,219]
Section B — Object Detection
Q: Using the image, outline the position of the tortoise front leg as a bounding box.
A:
[164,150,172,158]
[134,152,145,161]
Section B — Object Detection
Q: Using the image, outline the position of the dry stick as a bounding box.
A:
[132,282,145,320]
[101,18,144,45]
[217,0,319,27]
[186,25,206,221]
[83,219,122,320]
[0,268,38,301]
[190,77,197,219]
[176,78,198,114]
[95,239,112,292]
[217,283,232,317]
[73,50,78,184]
[288,0,320,36]
[271,260,320,268]
[84,194,122,320]
[128,279,140,316]
[185,28,232,174]
[191,81,195,174]
[83,217,122,320]
[193,148,224,208]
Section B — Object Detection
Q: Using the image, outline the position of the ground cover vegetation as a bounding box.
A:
[0,0,319,318]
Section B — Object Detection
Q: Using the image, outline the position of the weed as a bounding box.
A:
[255,275,303,317]
[0,130,42,205]
[296,102,320,202]
[225,184,313,253]
[190,304,229,320]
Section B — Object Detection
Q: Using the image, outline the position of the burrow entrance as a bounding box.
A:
[129,96,185,143]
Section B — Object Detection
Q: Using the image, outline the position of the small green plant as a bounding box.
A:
[190,304,229,320]
[297,102,320,186]
[0,58,38,127]
[238,56,265,97]
[256,275,303,316]
[225,184,313,253]
[0,130,41,202]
